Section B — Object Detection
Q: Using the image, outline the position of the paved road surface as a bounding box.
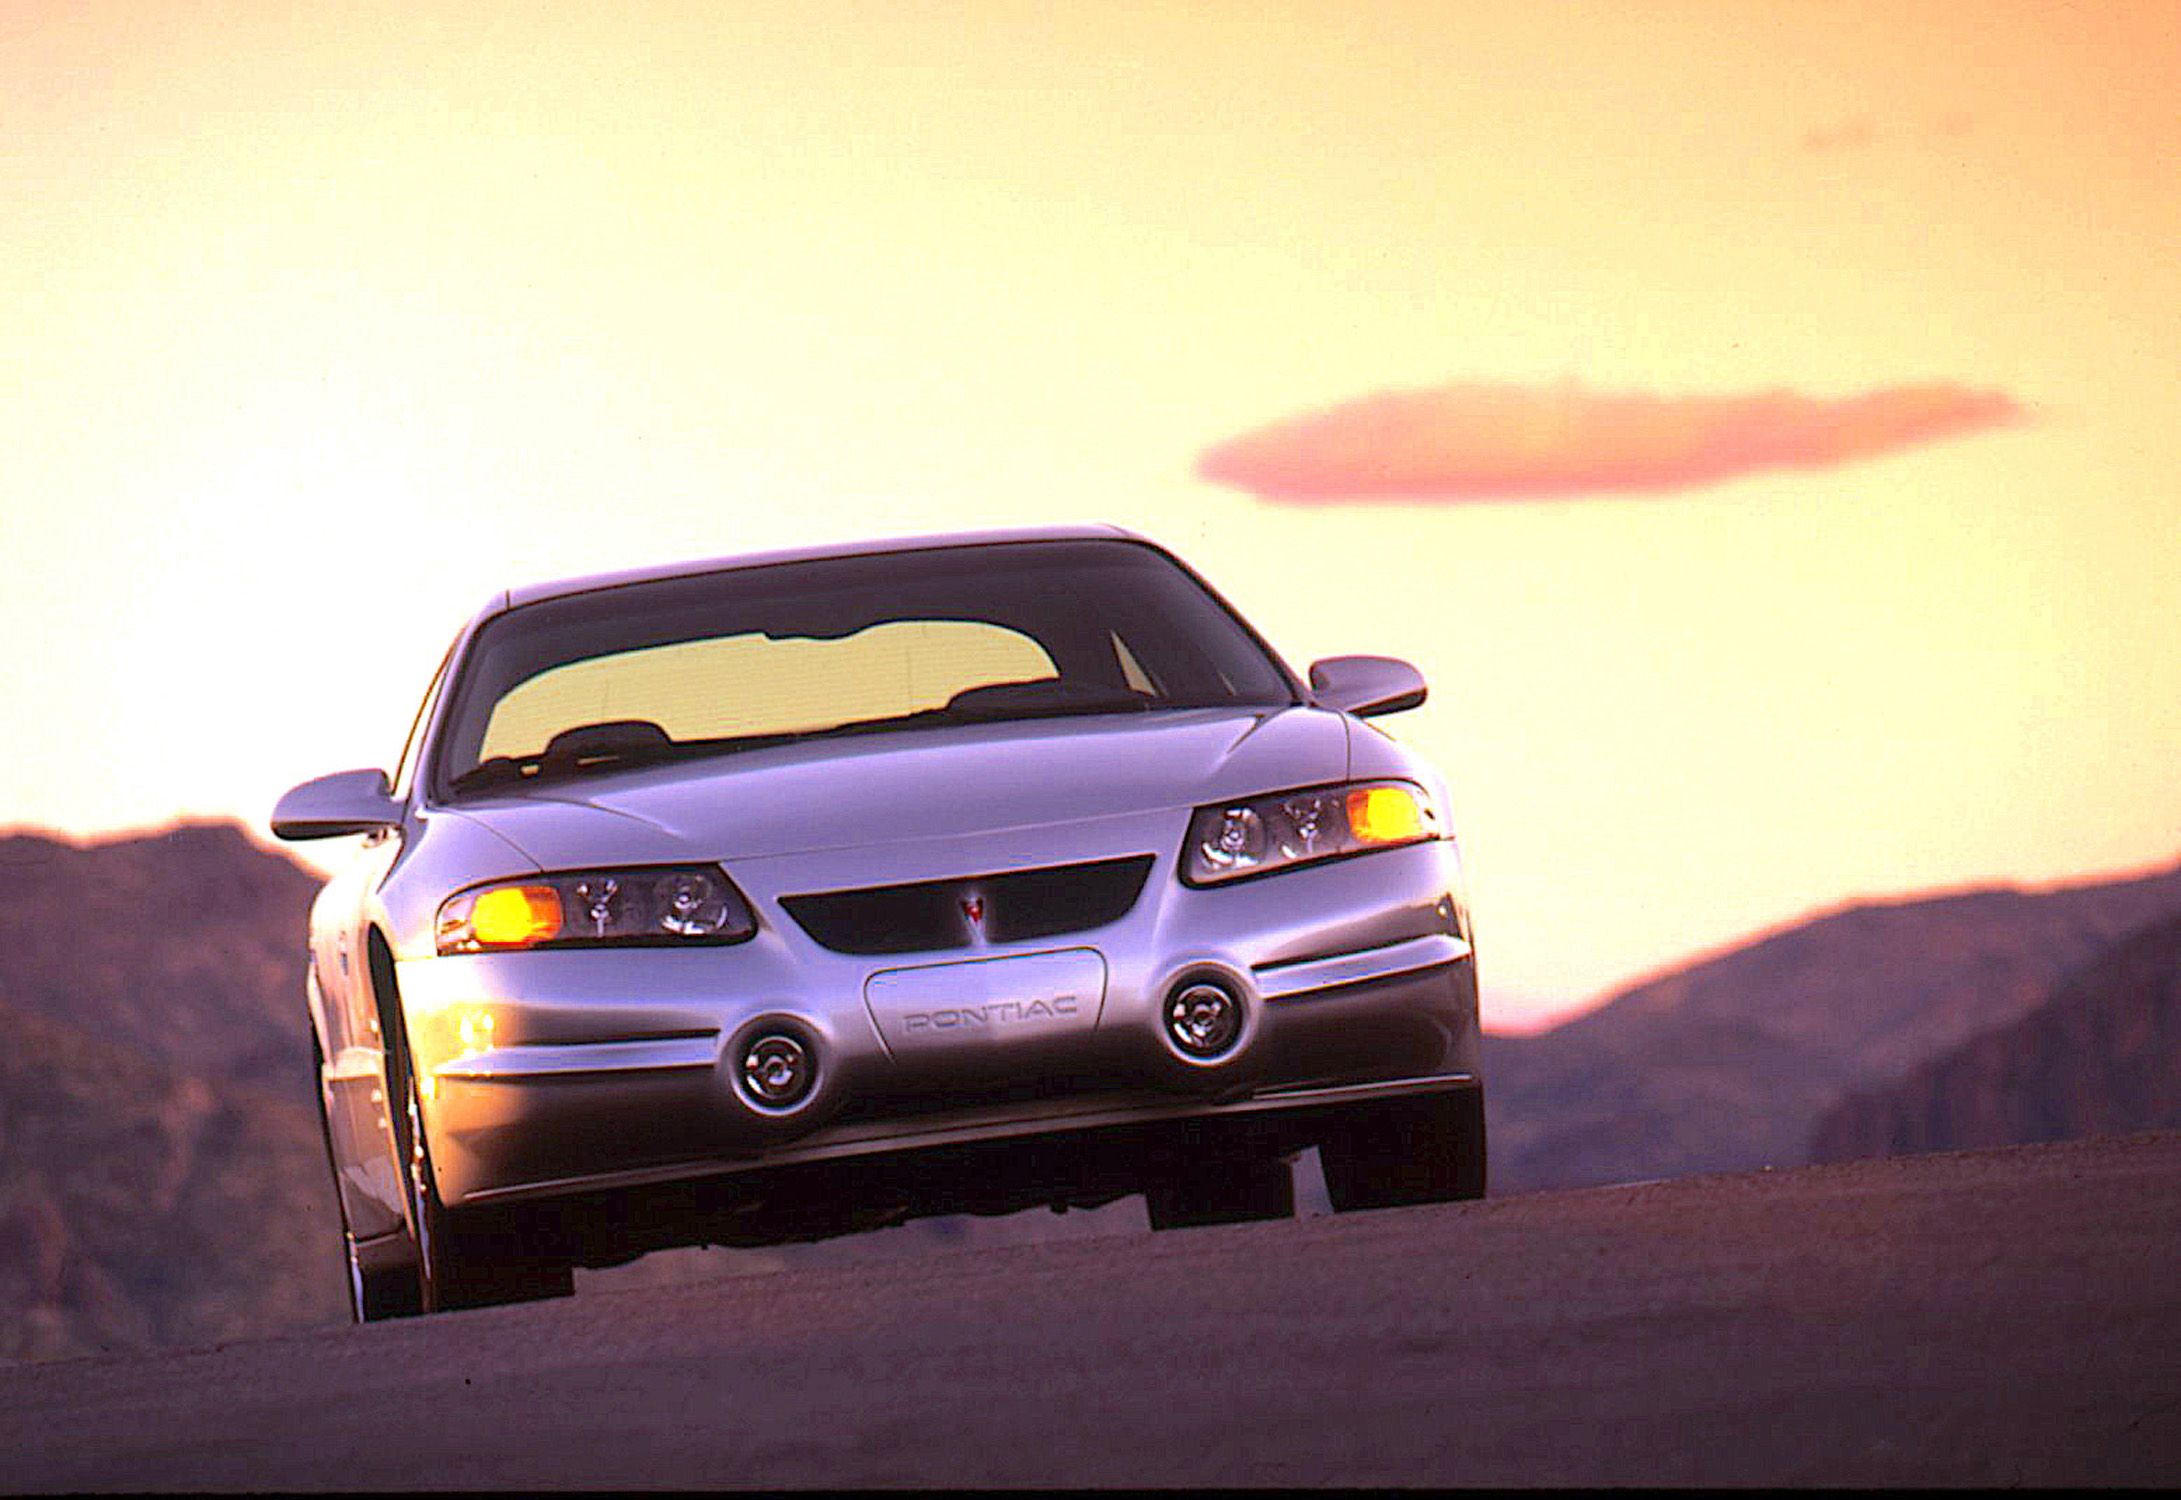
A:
[3,1131,2177,1488]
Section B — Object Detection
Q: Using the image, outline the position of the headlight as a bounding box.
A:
[1182,780,1440,886]
[435,865,757,953]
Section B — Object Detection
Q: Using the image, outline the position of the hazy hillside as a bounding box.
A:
[0,823,323,1095]
[1809,911,2181,1162]
[0,989,345,1363]
[0,825,345,1362]
[1486,860,2181,1192]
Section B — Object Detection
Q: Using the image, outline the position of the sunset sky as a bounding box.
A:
[5,1,2177,1030]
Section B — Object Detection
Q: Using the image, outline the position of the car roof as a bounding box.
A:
[489,523,1147,613]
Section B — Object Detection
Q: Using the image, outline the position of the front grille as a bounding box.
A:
[779,854,1156,956]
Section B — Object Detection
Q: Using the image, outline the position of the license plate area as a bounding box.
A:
[864,948,1107,1056]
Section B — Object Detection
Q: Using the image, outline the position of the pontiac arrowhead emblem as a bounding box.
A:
[960,895,985,926]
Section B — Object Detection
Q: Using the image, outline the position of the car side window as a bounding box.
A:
[391,647,455,802]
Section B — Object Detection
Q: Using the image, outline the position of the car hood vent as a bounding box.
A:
[780,855,1156,956]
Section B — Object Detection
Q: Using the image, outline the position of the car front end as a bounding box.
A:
[278,525,1485,1314]
[390,732,1478,1217]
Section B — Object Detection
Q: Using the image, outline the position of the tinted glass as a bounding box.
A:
[390,644,454,801]
[432,539,1296,797]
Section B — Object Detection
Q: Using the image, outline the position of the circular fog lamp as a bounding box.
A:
[1166,981,1243,1059]
[741,1033,815,1108]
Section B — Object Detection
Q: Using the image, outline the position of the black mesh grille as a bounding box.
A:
[780,855,1156,956]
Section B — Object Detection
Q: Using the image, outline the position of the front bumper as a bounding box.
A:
[395,829,1479,1207]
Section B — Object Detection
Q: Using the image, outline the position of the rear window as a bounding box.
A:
[433,539,1296,798]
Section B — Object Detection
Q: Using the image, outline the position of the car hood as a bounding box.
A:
[447,705,1350,869]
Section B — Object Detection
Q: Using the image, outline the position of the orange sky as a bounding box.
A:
[5,1,2177,1030]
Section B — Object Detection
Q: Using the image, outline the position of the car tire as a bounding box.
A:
[1144,1154,1296,1230]
[383,1017,574,1314]
[1319,1087,1487,1212]
[346,1235,426,1323]
[312,1030,423,1322]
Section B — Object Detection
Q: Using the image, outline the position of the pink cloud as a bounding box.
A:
[1196,381,2024,503]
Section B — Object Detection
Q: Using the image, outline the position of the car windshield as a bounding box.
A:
[432,538,1298,798]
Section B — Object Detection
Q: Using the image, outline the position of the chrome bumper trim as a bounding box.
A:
[1252,932,1471,999]
[433,1034,722,1081]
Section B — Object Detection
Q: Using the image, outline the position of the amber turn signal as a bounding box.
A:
[468,885,564,947]
[1346,784,1427,845]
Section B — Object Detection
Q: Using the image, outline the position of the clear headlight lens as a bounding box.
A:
[436,865,756,953]
[1183,780,1439,885]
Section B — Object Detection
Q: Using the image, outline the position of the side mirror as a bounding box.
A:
[1308,655,1428,718]
[272,769,401,841]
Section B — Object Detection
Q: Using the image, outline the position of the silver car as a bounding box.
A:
[276,525,1484,1320]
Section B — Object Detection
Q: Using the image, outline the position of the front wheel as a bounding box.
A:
[1319,1087,1487,1212]
[344,1226,425,1323]
[387,1028,572,1314]
[312,1029,422,1322]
